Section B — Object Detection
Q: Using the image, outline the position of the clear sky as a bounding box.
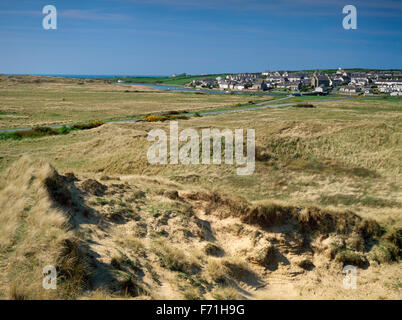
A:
[0,0,401,75]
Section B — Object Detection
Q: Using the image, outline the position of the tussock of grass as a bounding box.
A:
[119,273,149,297]
[383,228,402,249]
[248,244,276,266]
[175,273,204,300]
[204,257,249,284]
[335,249,367,267]
[370,242,400,263]
[205,259,230,284]
[182,287,202,300]
[203,243,223,256]
[115,236,145,256]
[56,238,89,297]
[152,240,199,273]
[221,257,250,280]
[211,286,240,300]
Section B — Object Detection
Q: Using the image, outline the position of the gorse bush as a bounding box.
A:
[145,115,168,122]
[144,114,189,122]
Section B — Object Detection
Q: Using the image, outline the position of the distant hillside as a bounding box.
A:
[111,74,229,86]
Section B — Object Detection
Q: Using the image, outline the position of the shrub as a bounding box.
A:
[12,126,59,139]
[370,244,398,263]
[293,104,315,108]
[335,249,367,267]
[0,121,104,141]
[71,120,104,130]
[59,125,72,135]
[145,115,168,122]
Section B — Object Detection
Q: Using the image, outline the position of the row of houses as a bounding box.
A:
[330,68,402,94]
[189,68,402,95]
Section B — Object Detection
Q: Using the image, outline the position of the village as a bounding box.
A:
[188,68,402,96]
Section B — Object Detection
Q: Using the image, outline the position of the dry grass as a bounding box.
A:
[205,258,230,284]
[152,240,199,274]
[211,286,241,300]
[0,157,87,299]
[0,78,401,300]
[0,156,400,300]
[0,76,266,129]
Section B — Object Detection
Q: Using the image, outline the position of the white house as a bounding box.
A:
[339,86,361,94]
[314,86,324,93]
[218,80,229,90]
[234,84,245,91]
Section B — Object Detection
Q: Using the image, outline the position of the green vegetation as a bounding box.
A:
[0,121,104,141]
[335,249,367,267]
[292,103,315,108]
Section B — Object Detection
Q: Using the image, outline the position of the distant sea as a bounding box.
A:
[7,74,168,79]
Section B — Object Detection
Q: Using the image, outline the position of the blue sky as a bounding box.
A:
[0,0,401,75]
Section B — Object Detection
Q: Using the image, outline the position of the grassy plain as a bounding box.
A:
[0,74,268,129]
[0,76,401,300]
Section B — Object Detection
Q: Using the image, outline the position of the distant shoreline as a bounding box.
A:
[3,74,169,79]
